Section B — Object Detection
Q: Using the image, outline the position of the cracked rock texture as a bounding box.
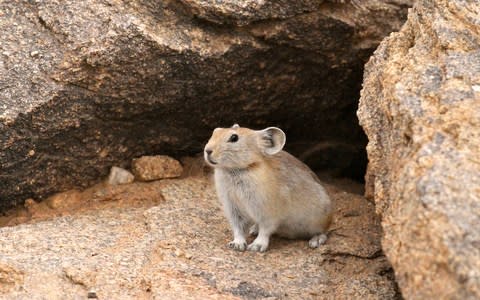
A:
[358,0,480,299]
[0,172,399,299]
[0,0,411,210]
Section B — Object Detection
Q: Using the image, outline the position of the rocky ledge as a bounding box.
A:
[0,170,399,299]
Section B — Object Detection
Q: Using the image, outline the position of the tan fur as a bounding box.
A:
[204,125,333,252]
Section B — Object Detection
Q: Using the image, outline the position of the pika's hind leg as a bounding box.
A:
[308,233,328,248]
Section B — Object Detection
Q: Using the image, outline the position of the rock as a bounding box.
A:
[23,199,37,213]
[106,166,135,186]
[0,175,399,299]
[180,154,211,178]
[357,0,480,298]
[45,190,82,210]
[132,155,183,181]
[0,0,412,211]
[0,180,164,228]
[0,262,24,293]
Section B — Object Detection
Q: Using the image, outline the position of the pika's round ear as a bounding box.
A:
[232,124,240,129]
[257,127,286,155]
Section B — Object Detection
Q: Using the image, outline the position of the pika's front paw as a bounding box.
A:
[247,241,268,252]
[228,240,247,251]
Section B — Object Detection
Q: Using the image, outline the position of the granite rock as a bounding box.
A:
[358,0,480,298]
[0,0,411,211]
[0,174,399,299]
[132,155,183,181]
[107,166,135,185]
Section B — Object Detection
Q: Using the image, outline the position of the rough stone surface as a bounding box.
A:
[107,166,135,185]
[358,1,480,299]
[0,171,399,299]
[0,0,412,211]
[0,262,24,294]
[132,155,183,181]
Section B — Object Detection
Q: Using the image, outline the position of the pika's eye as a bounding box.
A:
[228,134,239,143]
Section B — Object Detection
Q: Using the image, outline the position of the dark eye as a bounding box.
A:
[228,134,239,143]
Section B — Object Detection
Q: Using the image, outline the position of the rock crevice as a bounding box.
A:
[0,0,411,210]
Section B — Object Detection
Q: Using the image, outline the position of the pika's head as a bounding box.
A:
[204,124,286,169]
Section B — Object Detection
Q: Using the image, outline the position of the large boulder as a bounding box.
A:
[0,0,411,211]
[358,0,480,298]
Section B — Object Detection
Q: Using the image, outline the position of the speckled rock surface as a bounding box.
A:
[0,173,399,299]
[132,155,183,181]
[358,0,480,298]
[0,0,412,211]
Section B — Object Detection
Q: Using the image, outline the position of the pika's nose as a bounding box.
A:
[205,149,213,156]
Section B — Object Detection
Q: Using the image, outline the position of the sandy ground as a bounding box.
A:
[0,166,399,299]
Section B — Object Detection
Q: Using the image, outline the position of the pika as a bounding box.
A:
[204,124,332,252]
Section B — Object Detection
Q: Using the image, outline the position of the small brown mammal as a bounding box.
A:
[204,124,332,252]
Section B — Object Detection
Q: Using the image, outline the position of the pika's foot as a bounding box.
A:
[247,235,269,252]
[308,234,328,248]
[249,224,259,236]
[247,242,268,252]
[228,239,247,251]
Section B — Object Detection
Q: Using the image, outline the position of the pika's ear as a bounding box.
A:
[257,127,286,155]
[232,124,240,129]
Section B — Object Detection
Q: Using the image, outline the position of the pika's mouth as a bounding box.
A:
[204,155,218,166]
[207,158,218,165]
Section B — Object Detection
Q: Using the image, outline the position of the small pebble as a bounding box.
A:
[107,166,134,185]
